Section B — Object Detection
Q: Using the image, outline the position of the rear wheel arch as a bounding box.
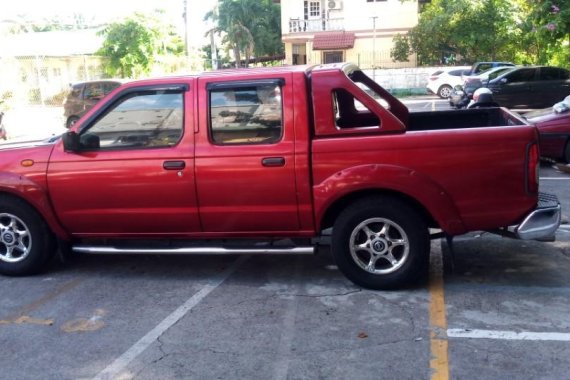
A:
[319,189,435,232]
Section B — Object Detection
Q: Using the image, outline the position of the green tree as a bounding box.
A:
[390,33,412,62]
[97,11,183,78]
[409,0,519,65]
[205,0,283,68]
[523,0,570,67]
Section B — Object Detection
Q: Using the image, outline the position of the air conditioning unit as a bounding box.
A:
[328,0,343,10]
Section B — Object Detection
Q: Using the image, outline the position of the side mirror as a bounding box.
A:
[62,131,80,152]
[500,78,508,84]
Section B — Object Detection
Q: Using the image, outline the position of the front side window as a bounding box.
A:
[506,69,536,83]
[209,83,283,145]
[79,91,183,150]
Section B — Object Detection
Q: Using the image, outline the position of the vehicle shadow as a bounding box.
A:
[44,249,356,289]
[441,232,570,288]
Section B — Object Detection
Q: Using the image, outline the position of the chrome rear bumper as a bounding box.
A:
[514,193,561,240]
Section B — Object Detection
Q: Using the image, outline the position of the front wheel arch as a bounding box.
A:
[0,194,55,275]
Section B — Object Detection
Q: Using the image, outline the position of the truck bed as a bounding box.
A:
[407,108,527,131]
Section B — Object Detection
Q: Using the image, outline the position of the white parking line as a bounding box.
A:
[448,328,570,342]
[273,258,303,380]
[540,177,570,180]
[93,256,248,380]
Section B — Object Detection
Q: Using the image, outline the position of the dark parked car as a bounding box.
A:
[487,66,570,109]
[522,95,570,163]
[63,80,122,128]
[463,61,515,77]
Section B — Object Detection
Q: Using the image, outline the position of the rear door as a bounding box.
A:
[195,74,300,233]
[535,67,570,106]
[495,68,536,108]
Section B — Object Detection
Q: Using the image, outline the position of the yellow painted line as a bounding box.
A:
[429,239,450,380]
[0,315,54,326]
[0,278,83,327]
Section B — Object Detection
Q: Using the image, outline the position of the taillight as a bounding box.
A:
[527,143,539,194]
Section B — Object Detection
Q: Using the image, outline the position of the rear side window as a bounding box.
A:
[474,64,492,74]
[102,82,121,94]
[448,69,464,76]
[539,67,565,81]
[209,83,283,145]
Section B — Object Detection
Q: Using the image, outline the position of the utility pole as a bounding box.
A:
[371,16,378,82]
[183,0,189,61]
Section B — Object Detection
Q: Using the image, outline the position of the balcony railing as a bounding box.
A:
[288,18,344,33]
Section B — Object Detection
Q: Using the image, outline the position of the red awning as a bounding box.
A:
[312,31,355,50]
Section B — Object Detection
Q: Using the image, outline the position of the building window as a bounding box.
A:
[292,44,307,65]
[323,51,343,64]
[309,1,321,17]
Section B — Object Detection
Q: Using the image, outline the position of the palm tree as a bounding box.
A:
[205,0,281,68]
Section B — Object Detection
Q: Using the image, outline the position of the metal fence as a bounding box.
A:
[0,55,110,108]
[0,51,430,110]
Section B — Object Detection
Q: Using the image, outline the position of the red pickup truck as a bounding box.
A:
[0,63,561,289]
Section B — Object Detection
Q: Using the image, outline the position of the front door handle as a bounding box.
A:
[262,157,285,167]
[163,160,186,170]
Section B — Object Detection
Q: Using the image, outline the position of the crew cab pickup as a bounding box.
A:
[0,63,561,289]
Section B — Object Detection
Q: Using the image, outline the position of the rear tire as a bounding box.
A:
[437,85,453,99]
[0,196,54,276]
[332,197,430,290]
[564,140,570,164]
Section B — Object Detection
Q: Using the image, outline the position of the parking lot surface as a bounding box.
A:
[1,164,569,379]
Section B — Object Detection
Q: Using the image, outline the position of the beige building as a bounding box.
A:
[280,0,420,68]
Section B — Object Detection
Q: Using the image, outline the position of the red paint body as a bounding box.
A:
[0,64,541,242]
[524,108,570,162]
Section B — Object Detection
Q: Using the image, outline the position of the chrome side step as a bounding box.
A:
[72,246,315,255]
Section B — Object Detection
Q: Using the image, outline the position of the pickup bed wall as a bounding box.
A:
[408,108,526,131]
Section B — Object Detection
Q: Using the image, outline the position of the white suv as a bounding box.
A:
[426,67,470,98]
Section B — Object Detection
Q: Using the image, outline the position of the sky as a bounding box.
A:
[2,0,218,47]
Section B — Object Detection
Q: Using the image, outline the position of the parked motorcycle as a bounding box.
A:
[449,80,499,109]
[0,112,6,140]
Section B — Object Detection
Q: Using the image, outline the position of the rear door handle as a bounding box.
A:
[262,157,285,167]
[163,160,186,170]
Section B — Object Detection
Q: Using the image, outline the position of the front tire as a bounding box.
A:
[332,197,430,290]
[564,140,570,164]
[0,196,54,276]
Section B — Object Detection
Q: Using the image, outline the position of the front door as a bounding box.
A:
[195,75,300,233]
[47,83,201,236]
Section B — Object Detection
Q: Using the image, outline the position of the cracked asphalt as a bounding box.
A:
[1,164,570,380]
